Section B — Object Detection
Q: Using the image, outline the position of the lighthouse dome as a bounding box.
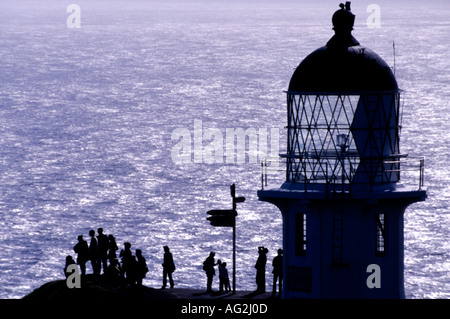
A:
[288,3,397,93]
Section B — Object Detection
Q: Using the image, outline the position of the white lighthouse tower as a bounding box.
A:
[258,2,426,299]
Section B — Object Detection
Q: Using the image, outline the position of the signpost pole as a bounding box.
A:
[232,216,236,295]
[231,183,236,295]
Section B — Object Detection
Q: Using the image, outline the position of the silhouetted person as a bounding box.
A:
[225,263,231,291]
[64,255,76,278]
[120,241,133,283]
[272,248,283,296]
[217,259,223,291]
[124,254,137,286]
[107,234,118,263]
[105,258,122,286]
[162,246,175,289]
[97,228,109,274]
[88,230,100,276]
[135,249,148,286]
[255,246,268,293]
[219,261,230,292]
[203,251,216,292]
[73,235,89,275]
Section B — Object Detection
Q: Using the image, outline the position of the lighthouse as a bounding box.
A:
[257,2,426,298]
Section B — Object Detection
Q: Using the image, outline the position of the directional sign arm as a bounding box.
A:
[206,209,236,227]
[207,215,235,227]
[207,184,243,227]
[206,209,236,216]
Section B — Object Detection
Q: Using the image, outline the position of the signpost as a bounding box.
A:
[206,183,245,294]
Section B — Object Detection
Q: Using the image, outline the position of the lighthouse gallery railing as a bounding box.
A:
[260,155,424,192]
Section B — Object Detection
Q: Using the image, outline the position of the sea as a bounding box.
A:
[0,0,449,299]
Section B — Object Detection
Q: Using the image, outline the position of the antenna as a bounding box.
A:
[393,40,396,76]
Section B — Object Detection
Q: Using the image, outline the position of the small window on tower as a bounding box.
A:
[376,213,385,257]
[296,213,307,256]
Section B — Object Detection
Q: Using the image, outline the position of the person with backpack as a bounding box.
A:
[203,251,217,293]
[136,249,149,286]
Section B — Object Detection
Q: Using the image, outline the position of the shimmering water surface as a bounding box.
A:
[0,0,449,299]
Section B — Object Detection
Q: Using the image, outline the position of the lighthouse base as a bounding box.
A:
[258,186,426,299]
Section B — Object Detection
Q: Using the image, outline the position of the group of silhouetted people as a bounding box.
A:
[65,230,282,294]
[254,246,282,295]
[202,247,283,295]
[254,246,283,295]
[202,252,231,293]
[71,228,117,277]
[65,228,176,289]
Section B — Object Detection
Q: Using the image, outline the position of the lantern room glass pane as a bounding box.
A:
[286,93,360,186]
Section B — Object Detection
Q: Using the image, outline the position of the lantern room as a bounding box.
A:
[283,2,402,192]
